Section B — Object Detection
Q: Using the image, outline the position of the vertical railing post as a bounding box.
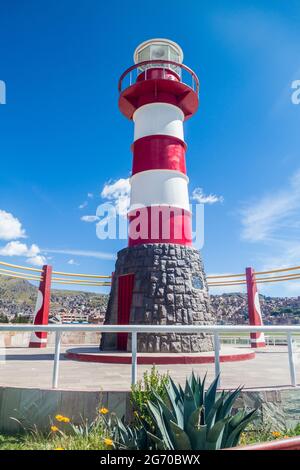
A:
[131,331,137,387]
[29,265,52,348]
[214,333,221,387]
[287,333,297,387]
[52,331,62,389]
[246,267,266,348]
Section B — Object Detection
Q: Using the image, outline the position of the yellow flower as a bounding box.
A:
[283,435,290,439]
[61,417,70,423]
[99,407,109,415]
[272,431,281,438]
[55,447,64,450]
[55,414,70,423]
[104,438,113,447]
[51,425,59,433]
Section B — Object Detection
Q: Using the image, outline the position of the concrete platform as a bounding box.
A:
[0,344,299,391]
[65,346,255,364]
[1,344,299,434]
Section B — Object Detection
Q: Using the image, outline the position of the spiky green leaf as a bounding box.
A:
[169,420,192,450]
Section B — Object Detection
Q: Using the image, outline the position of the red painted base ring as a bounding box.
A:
[65,349,255,365]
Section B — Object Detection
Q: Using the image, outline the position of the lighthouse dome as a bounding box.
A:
[133,38,183,75]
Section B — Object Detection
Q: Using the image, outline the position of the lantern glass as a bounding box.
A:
[134,39,183,76]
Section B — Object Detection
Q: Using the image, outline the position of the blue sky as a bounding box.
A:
[0,0,300,296]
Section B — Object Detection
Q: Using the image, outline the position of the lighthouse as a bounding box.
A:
[101,39,215,353]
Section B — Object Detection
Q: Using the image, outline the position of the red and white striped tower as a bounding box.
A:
[246,267,266,348]
[119,39,197,245]
[102,39,215,353]
[29,265,52,348]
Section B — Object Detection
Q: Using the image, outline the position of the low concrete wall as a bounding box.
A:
[1,385,300,434]
[0,386,130,433]
[0,331,101,347]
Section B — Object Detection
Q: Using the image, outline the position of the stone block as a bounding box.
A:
[170,341,182,353]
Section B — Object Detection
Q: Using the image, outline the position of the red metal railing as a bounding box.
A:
[118,59,200,95]
[231,436,300,450]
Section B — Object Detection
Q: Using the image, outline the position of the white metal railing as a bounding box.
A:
[0,324,299,389]
[220,335,299,346]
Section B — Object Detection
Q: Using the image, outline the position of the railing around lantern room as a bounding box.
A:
[118,59,200,95]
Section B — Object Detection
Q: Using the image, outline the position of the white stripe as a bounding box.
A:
[133,103,184,141]
[250,333,265,343]
[130,170,190,211]
[29,334,47,343]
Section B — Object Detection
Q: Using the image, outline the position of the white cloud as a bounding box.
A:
[67,259,79,265]
[101,178,131,217]
[27,255,47,267]
[239,169,300,297]
[0,241,46,266]
[0,241,29,256]
[78,193,94,210]
[44,248,115,260]
[0,210,26,240]
[101,178,130,199]
[241,169,300,242]
[191,188,224,205]
[81,215,99,223]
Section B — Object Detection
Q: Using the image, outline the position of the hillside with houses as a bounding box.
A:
[0,276,300,325]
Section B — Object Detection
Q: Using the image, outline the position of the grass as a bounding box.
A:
[0,412,112,450]
[0,432,108,450]
[1,424,299,450]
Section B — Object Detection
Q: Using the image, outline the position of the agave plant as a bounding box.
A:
[109,413,150,450]
[142,372,257,450]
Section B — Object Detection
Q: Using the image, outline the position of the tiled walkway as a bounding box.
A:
[0,345,299,391]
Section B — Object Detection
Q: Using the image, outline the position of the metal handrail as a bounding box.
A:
[232,435,300,451]
[0,260,42,273]
[118,59,200,95]
[52,270,112,278]
[0,324,299,390]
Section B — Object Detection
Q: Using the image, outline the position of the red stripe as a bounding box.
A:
[128,205,192,246]
[132,135,186,175]
[250,342,266,348]
[29,342,47,348]
[119,79,199,120]
[250,332,264,339]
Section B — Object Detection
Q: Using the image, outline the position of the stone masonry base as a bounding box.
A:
[101,244,216,353]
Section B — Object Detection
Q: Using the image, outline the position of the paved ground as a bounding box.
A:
[0,344,299,391]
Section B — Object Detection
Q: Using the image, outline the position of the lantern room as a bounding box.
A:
[133,38,183,79]
[118,38,199,121]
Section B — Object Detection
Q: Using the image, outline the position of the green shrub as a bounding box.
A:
[131,366,169,426]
